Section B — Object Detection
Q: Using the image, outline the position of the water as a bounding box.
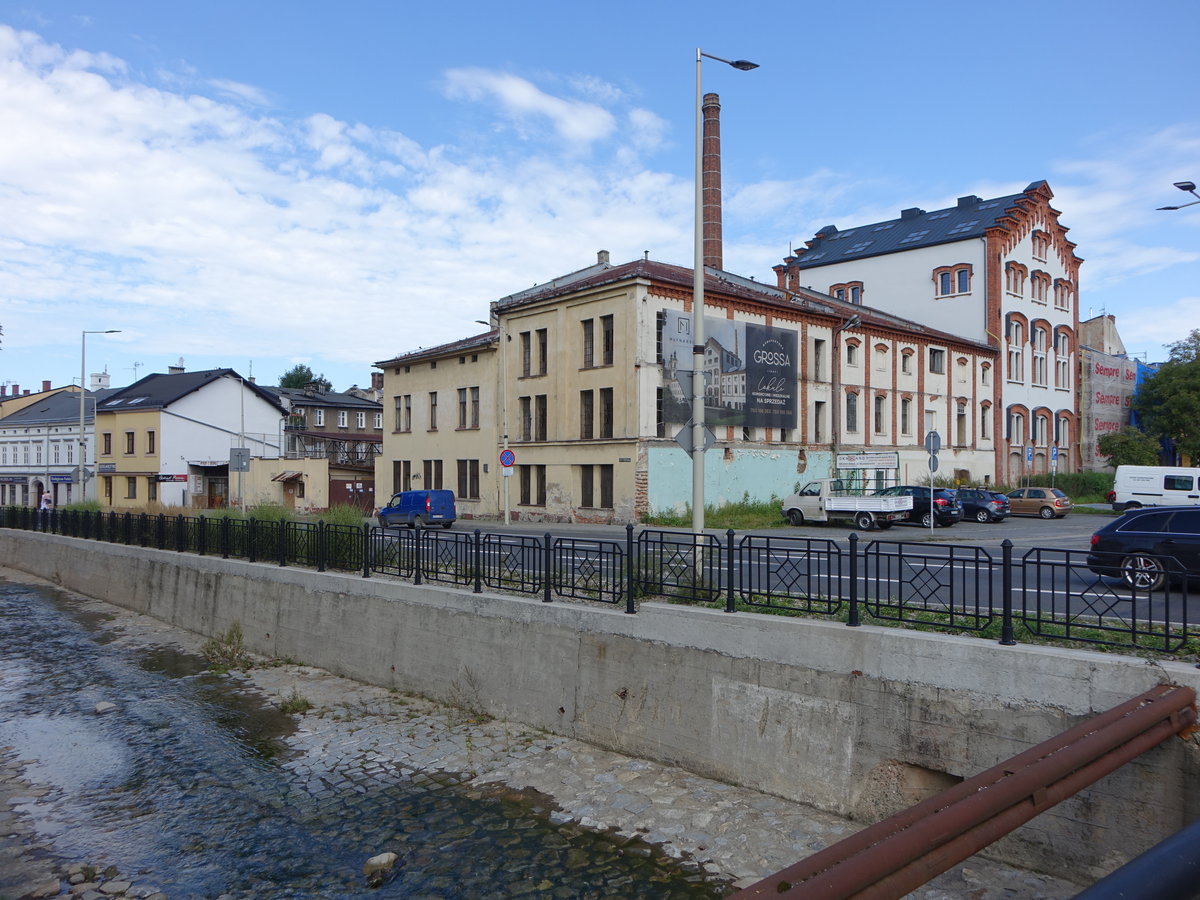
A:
[0,580,730,898]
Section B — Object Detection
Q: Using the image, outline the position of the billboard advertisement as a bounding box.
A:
[661,311,797,429]
[1080,347,1137,470]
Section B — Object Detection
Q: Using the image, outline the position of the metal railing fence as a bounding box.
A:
[1,507,1193,654]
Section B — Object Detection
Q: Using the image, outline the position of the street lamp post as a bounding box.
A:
[692,49,758,535]
[830,315,861,484]
[79,329,120,503]
[1158,181,1200,210]
[477,317,511,524]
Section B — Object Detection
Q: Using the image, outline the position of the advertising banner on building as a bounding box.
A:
[1080,348,1138,470]
[661,311,797,429]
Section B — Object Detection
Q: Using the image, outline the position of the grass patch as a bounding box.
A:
[201,621,253,671]
[642,495,786,530]
[279,688,314,715]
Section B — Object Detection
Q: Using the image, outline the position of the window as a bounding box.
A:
[146,431,156,454]
[537,329,548,375]
[356,412,366,429]
[846,343,858,367]
[813,401,825,442]
[850,285,861,304]
[580,465,593,507]
[601,315,614,366]
[1005,262,1027,296]
[147,478,157,502]
[956,402,967,446]
[1032,229,1050,261]
[928,348,945,374]
[125,476,137,499]
[655,388,665,438]
[396,395,412,432]
[1054,279,1073,312]
[873,395,886,434]
[125,431,135,454]
[535,395,547,441]
[980,405,991,440]
[846,393,858,433]
[582,319,595,368]
[519,464,546,506]
[1009,412,1025,446]
[1055,333,1070,388]
[374,412,383,429]
[521,331,532,377]
[1056,415,1070,450]
[580,390,594,439]
[470,387,479,427]
[580,465,614,508]
[934,265,971,297]
[599,388,613,439]
[1032,328,1048,386]
[981,364,991,386]
[314,409,325,426]
[428,392,438,431]
[1007,320,1025,382]
[812,339,826,380]
[519,396,531,441]
[1034,415,1049,447]
[901,351,912,375]
[52,442,60,464]
[600,464,613,508]
[337,410,348,428]
[422,459,443,489]
[457,388,470,429]
[900,398,912,435]
[1031,271,1050,304]
[457,459,480,499]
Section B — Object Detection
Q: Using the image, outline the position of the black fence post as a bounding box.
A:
[197,516,207,556]
[1000,539,1016,646]
[725,529,736,613]
[220,515,230,559]
[361,524,371,578]
[473,528,482,594]
[156,513,166,549]
[317,521,327,573]
[848,533,861,627]
[543,532,553,603]
[413,524,423,585]
[278,519,287,567]
[248,518,257,563]
[625,523,636,614]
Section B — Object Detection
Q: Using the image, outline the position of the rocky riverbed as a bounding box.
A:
[0,568,1086,899]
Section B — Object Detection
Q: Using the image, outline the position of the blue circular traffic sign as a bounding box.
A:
[499,449,516,468]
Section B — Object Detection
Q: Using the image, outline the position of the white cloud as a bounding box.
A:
[442,67,615,145]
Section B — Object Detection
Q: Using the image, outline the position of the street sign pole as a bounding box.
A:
[924,431,941,536]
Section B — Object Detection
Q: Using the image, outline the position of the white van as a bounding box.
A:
[1109,465,1200,510]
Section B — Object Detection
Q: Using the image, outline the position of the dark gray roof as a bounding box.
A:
[98,368,286,413]
[0,388,122,425]
[266,386,382,410]
[793,183,1046,269]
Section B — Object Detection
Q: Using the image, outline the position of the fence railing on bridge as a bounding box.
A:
[1,506,1192,656]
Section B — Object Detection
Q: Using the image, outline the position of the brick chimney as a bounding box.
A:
[702,92,724,271]
[371,372,383,391]
[11,383,17,396]
[42,380,51,392]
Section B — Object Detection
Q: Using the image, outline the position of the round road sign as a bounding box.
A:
[499,449,516,468]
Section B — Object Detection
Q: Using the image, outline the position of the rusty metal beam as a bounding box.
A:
[731,684,1196,900]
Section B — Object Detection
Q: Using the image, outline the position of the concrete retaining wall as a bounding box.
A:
[4,529,1198,881]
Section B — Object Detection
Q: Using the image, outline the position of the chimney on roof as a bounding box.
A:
[900,208,925,220]
[11,383,17,395]
[597,250,610,266]
[168,365,185,375]
[702,92,724,271]
[957,195,982,208]
[371,372,383,391]
[42,380,51,392]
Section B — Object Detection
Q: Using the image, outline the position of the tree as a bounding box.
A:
[277,364,332,392]
[1133,329,1200,463]
[1097,427,1161,467]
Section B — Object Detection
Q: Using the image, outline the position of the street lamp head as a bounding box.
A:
[1174,181,1197,193]
[729,59,759,71]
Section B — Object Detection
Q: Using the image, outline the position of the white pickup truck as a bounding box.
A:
[781,478,913,530]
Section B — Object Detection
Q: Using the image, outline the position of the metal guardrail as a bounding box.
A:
[0,507,1193,653]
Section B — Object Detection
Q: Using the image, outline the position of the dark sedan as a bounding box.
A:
[956,488,1010,523]
[1086,507,1200,590]
[874,485,963,527]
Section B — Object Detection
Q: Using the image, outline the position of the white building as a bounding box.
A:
[775,180,1082,483]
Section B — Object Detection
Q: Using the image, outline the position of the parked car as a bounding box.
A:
[378,489,457,528]
[955,488,1010,523]
[1006,487,1072,519]
[873,485,963,527]
[1086,506,1200,590]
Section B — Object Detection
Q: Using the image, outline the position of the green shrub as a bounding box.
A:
[59,499,102,512]
[245,503,292,523]
[319,504,370,527]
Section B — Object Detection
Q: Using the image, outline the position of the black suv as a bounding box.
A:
[873,485,963,527]
[1086,507,1200,590]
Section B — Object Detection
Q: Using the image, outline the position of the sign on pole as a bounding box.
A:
[499,449,515,468]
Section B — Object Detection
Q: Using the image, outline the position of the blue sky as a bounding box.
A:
[1,0,1196,393]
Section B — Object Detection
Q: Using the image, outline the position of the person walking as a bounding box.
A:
[39,490,53,511]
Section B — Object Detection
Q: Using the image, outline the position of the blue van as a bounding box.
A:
[378,490,457,528]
